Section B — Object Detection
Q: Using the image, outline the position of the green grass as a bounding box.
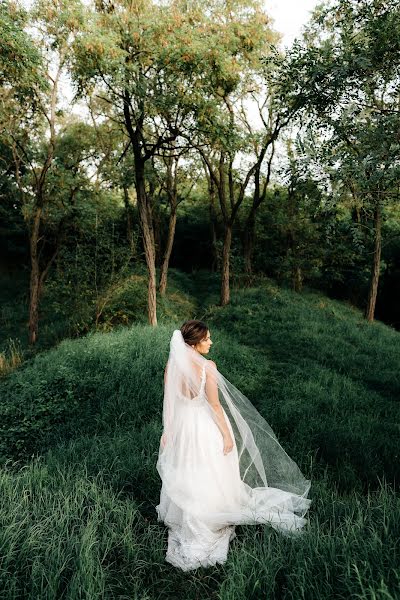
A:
[0,275,399,599]
[0,266,205,358]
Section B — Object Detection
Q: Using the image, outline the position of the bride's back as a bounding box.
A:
[179,360,206,400]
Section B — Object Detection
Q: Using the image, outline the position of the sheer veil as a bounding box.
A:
[157,329,311,515]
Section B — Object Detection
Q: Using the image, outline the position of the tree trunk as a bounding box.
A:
[210,215,219,273]
[124,88,160,326]
[28,206,42,345]
[220,224,232,306]
[200,143,258,307]
[365,203,382,322]
[153,211,162,267]
[292,265,303,292]
[135,163,157,326]
[159,207,177,296]
[123,185,136,256]
[147,178,161,267]
[208,174,220,273]
[243,208,256,274]
[243,142,274,276]
[29,275,40,345]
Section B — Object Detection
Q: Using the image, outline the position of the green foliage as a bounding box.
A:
[2,0,398,349]
[1,279,399,489]
[291,0,400,222]
[94,272,151,331]
[206,283,400,492]
[0,281,399,597]
[0,323,168,462]
[0,1,47,101]
[247,185,325,288]
[43,190,135,334]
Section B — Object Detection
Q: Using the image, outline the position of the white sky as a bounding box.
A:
[265,0,321,47]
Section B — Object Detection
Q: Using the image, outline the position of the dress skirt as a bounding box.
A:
[156,394,311,571]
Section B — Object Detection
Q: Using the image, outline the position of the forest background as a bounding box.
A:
[1,2,400,598]
[1,0,399,362]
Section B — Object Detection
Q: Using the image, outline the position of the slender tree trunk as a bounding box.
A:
[243,208,256,274]
[220,224,232,306]
[293,265,303,292]
[159,207,177,296]
[208,178,220,272]
[153,212,162,267]
[26,54,63,345]
[147,178,161,267]
[124,89,163,326]
[242,144,274,276]
[28,203,68,344]
[365,203,382,322]
[29,275,40,345]
[123,185,135,256]
[210,207,219,272]
[200,139,260,307]
[158,152,179,295]
[28,206,42,345]
[135,162,157,325]
[204,164,219,272]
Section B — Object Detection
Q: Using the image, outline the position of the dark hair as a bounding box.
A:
[180,320,209,346]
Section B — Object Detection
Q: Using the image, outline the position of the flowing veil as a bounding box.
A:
[156,329,311,531]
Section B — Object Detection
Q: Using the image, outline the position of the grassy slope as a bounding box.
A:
[0,267,203,357]
[0,273,399,600]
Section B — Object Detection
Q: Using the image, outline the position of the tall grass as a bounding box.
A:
[0,279,399,599]
[0,338,23,377]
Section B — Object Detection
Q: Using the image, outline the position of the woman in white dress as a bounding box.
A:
[155,320,312,571]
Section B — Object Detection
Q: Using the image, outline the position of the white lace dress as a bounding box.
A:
[156,362,311,571]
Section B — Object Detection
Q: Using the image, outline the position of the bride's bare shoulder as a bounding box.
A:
[205,359,217,370]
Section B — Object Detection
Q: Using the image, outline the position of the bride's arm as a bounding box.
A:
[161,361,169,448]
[205,361,234,453]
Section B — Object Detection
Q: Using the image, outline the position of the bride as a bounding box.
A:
[155,320,312,571]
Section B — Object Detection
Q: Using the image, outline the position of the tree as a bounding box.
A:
[73,0,222,324]
[154,146,199,295]
[0,0,86,344]
[292,0,400,321]
[189,2,278,305]
[73,0,282,315]
[279,141,325,292]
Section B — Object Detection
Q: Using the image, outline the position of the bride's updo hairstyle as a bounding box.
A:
[180,320,208,347]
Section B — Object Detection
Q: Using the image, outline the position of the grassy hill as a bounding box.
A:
[0,275,399,599]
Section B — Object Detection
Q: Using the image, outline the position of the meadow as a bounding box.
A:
[0,275,399,599]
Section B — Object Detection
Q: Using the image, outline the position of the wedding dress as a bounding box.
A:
[155,330,312,571]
